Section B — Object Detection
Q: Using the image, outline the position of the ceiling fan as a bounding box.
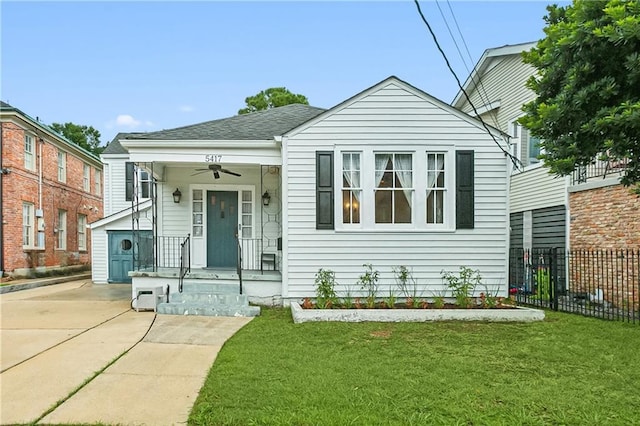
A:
[192,164,242,179]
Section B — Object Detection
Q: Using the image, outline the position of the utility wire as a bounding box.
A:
[413,0,522,170]
[444,0,502,131]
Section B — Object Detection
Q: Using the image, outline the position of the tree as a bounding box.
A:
[519,0,640,190]
[238,87,309,114]
[50,122,103,155]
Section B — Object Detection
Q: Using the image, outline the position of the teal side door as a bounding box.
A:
[108,231,133,283]
[108,230,153,283]
[206,191,238,268]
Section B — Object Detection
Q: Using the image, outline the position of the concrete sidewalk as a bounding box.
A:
[0,280,253,425]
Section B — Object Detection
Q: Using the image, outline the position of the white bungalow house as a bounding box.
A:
[91,76,511,315]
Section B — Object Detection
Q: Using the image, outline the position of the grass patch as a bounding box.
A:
[190,309,640,425]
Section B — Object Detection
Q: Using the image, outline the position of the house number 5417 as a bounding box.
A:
[205,154,222,162]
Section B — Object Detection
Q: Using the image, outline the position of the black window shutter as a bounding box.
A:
[125,162,134,201]
[316,151,334,230]
[456,150,474,229]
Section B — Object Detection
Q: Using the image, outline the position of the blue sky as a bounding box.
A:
[2,1,565,146]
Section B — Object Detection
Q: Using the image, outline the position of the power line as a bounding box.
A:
[443,0,502,131]
[413,0,522,170]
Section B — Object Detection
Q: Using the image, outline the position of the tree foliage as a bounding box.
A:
[238,87,309,115]
[50,122,103,155]
[519,0,640,189]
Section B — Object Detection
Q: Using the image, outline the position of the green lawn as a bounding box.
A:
[190,309,640,426]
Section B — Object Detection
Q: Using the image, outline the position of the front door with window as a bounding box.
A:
[206,191,238,268]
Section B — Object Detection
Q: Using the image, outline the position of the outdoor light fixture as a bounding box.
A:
[172,188,182,203]
[262,191,271,206]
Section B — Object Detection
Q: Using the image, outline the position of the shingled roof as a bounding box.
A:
[102,103,325,155]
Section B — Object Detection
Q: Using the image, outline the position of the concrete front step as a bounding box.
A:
[157,302,260,317]
[170,292,250,305]
[181,282,241,294]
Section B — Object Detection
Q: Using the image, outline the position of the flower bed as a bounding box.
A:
[290,301,545,323]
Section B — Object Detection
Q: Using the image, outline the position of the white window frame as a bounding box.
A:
[94,169,102,196]
[334,146,455,232]
[23,202,35,248]
[341,152,362,226]
[83,164,90,192]
[374,152,414,225]
[426,152,447,225]
[24,134,35,171]
[57,150,67,182]
[509,118,544,172]
[57,210,67,250]
[78,214,87,251]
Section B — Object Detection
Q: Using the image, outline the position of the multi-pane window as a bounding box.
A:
[342,152,361,224]
[426,153,446,224]
[95,169,102,195]
[192,190,203,237]
[24,135,35,170]
[83,164,90,191]
[126,162,152,201]
[23,202,34,247]
[374,153,412,224]
[57,210,67,249]
[241,190,253,238]
[57,150,67,182]
[78,214,87,250]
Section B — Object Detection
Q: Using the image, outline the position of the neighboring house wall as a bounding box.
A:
[569,183,640,250]
[510,166,566,213]
[458,54,537,133]
[1,107,103,277]
[284,81,509,298]
[454,43,568,254]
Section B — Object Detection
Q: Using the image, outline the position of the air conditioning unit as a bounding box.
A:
[135,286,164,312]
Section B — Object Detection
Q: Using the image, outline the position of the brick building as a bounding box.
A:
[1,101,103,278]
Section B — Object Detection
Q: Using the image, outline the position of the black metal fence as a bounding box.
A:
[571,157,629,184]
[509,248,639,323]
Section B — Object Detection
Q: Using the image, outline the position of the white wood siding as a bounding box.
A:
[510,166,567,213]
[458,55,537,132]
[102,157,130,215]
[284,83,509,298]
[91,228,108,283]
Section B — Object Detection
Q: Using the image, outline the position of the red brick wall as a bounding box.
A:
[569,184,640,310]
[569,184,640,250]
[1,120,103,276]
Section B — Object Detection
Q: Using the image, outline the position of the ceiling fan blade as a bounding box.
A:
[191,170,209,176]
[221,169,241,177]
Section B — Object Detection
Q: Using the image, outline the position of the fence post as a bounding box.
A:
[550,248,558,311]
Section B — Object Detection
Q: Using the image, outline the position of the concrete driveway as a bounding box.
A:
[0,279,253,425]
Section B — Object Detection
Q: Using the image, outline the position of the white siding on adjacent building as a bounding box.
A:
[283,82,509,298]
[510,166,567,213]
[457,55,537,132]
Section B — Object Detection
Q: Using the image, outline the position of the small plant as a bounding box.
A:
[385,288,397,309]
[358,263,380,309]
[433,296,445,309]
[340,285,354,308]
[302,297,313,309]
[315,268,338,309]
[393,265,420,302]
[441,267,482,308]
[354,297,363,309]
[480,285,501,308]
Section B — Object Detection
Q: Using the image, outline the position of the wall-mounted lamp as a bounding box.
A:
[262,191,271,206]
[172,188,182,204]
[0,168,10,175]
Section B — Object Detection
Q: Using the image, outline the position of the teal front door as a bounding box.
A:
[207,191,238,268]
